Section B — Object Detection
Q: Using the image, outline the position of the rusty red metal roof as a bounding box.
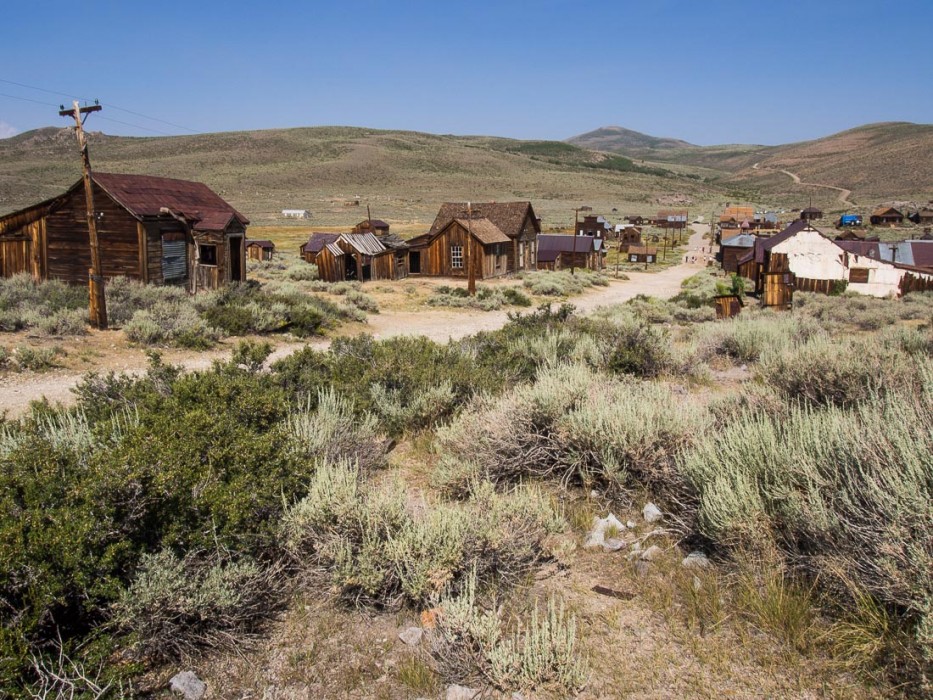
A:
[246,239,275,248]
[92,172,248,231]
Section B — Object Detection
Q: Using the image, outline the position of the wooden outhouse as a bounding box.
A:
[246,239,275,261]
[0,172,248,291]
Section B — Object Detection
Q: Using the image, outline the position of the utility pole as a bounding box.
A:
[60,100,107,329]
[571,208,579,276]
[466,202,476,295]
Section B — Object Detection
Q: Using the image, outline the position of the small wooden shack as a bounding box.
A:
[626,245,658,264]
[800,206,823,221]
[714,294,744,319]
[0,172,248,291]
[617,226,643,248]
[353,218,391,235]
[246,239,275,261]
[655,209,688,229]
[315,232,407,282]
[536,234,603,271]
[719,232,757,273]
[909,209,933,225]
[870,207,904,226]
[300,233,340,264]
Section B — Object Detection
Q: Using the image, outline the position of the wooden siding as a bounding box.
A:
[763,272,794,308]
[44,183,143,282]
[0,238,30,277]
[720,245,751,273]
[714,295,743,319]
[410,221,505,279]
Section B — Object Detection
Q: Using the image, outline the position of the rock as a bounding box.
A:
[640,545,663,562]
[398,626,423,646]
[643,502,663,523]
[590,489,599,499]
[169,671,206,700]
[584,513,627,552]
[626,520,636,529]
[447,685,480,700]
[682,551,711,569]
[634,560,652,578]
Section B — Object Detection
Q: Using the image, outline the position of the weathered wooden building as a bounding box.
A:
[626,245,659,264]
[718,232,757,273]
[870,207,904,226]
[654,209,688,229]
[800,206,823,221]
[246,239,275,261]
[411,201,541,277]
[535,234,603,271]
[0,172,248,291]
[352,218,391,235]
[615,225,643,248]
[909,209,933,225]
[578,215,611,238]
[314,232,408,282]
[300,233,340,264]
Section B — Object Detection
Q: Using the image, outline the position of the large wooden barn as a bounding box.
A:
[0,173,249,290]
[408,202,540,277]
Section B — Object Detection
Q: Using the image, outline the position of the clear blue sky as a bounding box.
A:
[1,0,931,145]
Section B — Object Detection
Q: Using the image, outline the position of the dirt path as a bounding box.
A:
[1,227,711,417]
[777,167,855,208]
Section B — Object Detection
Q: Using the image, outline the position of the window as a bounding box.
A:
[849,268,870,284]
[199,244,218,266]
[451,245,463,269]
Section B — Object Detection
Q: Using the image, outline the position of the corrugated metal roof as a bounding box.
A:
[537,234,598,254]
[340,232,388,255]
[909,241,933,268]
[721,233,757,247]
[301,233,340,254]
[324,242,344,257]
[92,172,248,231]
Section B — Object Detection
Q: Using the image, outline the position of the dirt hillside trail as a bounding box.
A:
[1,226,711,417]
[767,164,855,208]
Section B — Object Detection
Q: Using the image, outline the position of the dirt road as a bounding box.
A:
[1,226,711,416]
[752,162,855,209]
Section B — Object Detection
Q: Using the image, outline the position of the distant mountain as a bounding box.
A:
[567,126,695,155]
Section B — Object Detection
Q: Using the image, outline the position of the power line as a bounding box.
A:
[0,91,59,108]
[0,77,200,133]
[96,115,174,136]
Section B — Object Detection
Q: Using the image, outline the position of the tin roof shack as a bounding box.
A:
[300,233,340,263]
[246,239,275,261]
[0,172,248,291]
[315,232,407,282]
[909,209,933,225]
[800,206,823,221]
[870,207,904,226]
[425,201,540,273]
[719,232,757,273]
[536,234,603,271]
[738,222,933,302]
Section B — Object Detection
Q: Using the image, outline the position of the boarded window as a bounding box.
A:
[451,245,463,269]
[161,234,187,281]
[849,268,870,284]
[199,244,218,266]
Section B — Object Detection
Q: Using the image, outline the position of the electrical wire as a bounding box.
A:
[0,77,200,133]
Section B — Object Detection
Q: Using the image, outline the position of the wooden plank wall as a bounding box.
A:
[900,272,933,295]
[414,223,504,279]
[0,238,30,277]
[316,246,345,282]
[795,277,836,294]
[44,184,142,282]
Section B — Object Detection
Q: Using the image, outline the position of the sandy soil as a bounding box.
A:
[0,227,712,418]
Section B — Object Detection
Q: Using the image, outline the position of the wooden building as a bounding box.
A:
[535,234,603,271]
[352,218,391,235]
[909,209,933,225]
[800,206,823,221]
[626,245,659,264]
[719,205,755,230]
[300,233,340,263]
[870,207,904,226]
[624,215,646,226]
[315,232,407,282]
[414,201,541,276]
[0,172,248,291]
[655,209,688,229]
[718,232,757,273]
[616,225,643,248]
[578,215,611,238]
[246,239,275,261]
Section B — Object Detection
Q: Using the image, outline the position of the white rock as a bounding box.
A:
[643,502,663,523]
[169,671,206,700]
[682,551,711,569]
[640,545,663,562]
[626,520,636,529]
[398,626,423,646]
[447,685,481,700]
[584,513,627,551]
[590,489,599,499]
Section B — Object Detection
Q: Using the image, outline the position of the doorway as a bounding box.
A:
[409,251,421,274]
[229,237,244,282]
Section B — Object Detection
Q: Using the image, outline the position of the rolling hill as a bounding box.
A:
[0,127,723,231]
[568,122,933,208]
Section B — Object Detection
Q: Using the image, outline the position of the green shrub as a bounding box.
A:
[12,344,62,371]
[286,263,318,281]
[429,572,587,694]
[344,289,379,313]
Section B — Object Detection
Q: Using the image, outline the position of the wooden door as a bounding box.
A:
[763,272,793,309]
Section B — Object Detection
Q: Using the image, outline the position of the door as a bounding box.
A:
[409,251,421,274]
[763,272,793,309]
[229,237,244,282]
[161,233,187,282]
